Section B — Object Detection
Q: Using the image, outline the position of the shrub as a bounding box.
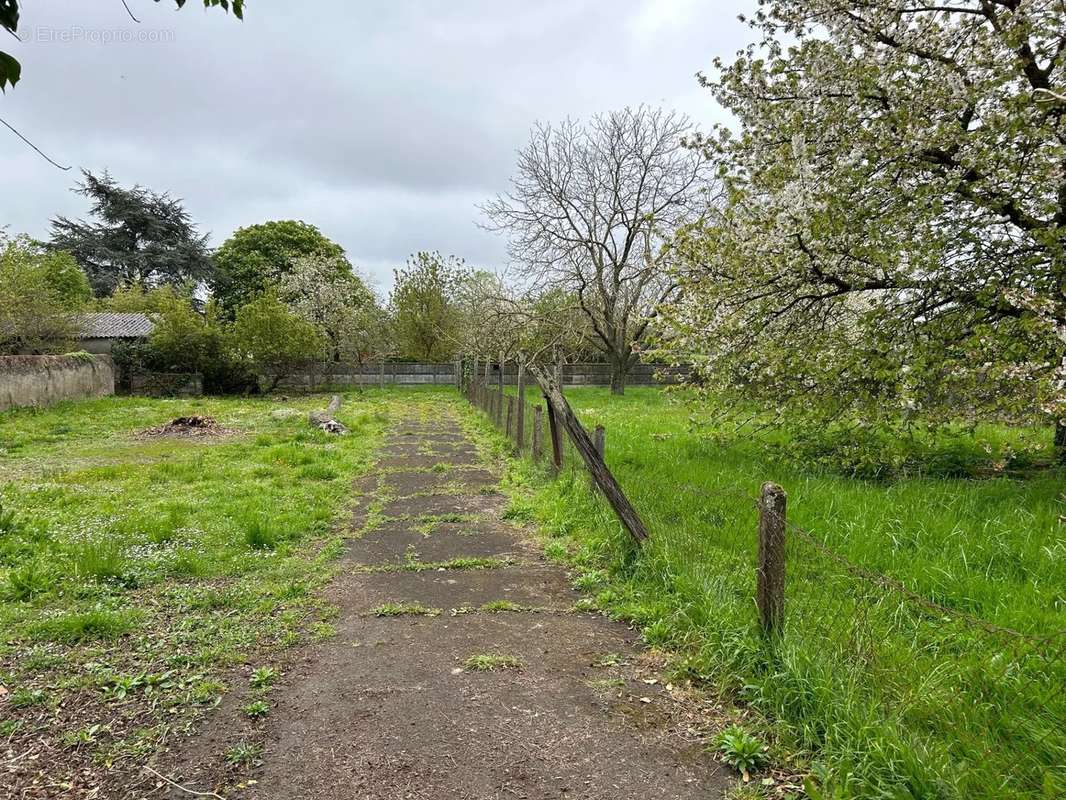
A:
[146,296,256,394]
[229,292,324,392]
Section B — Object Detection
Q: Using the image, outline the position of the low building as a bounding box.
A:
[76,312,155,355]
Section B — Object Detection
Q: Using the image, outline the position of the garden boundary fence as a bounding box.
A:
[275,360,687,390]
[461,365,1066,799]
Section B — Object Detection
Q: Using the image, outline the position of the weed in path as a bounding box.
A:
[249,667,278,690]
[225,742,263,766]
[715,725,768,779]
[357,556,510,574]
[371,602,442,617]
[462,653,524,672]
[479,600,534,613]
[243,700,270,719]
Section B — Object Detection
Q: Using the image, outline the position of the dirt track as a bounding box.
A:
[159,407,730,799]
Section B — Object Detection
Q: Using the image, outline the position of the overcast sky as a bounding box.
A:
[1,0,755,292]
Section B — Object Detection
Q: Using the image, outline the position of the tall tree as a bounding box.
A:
[0,1,243,91]
[277,254,385,364]
[212,221,348,314]
[660,0,1066,459]
[0,233,91,354]
[49,171,213,298]
[390,252,465,362]
[482,106,714,394]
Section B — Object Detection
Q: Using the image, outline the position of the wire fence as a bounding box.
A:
[464,374,1066,798]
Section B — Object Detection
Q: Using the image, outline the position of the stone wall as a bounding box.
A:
[0,355,116,412]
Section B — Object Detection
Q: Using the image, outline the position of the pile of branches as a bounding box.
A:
[138,415,233,439]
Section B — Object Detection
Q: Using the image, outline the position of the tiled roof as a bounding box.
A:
[78,312,155,339]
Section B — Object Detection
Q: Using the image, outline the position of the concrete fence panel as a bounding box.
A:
[277,362,688,390]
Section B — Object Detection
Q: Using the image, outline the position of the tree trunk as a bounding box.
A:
[609,355,630,396]
[1055,419,1066,464]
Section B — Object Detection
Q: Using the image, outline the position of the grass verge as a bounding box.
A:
[461,386,1065,800]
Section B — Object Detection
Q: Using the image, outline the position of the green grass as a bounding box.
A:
[462,653,524,671]
[0,391,397,786]
[472,386,1065,800]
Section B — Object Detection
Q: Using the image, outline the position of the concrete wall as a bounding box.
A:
[79,338,115,355]
[0,355,115,412]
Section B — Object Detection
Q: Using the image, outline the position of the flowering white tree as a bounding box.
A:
[277,254,386,365]
[660,0,1065,458]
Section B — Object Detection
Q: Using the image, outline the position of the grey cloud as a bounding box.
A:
[1,0,754,290]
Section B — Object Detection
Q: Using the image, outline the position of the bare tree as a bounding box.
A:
[482,105,715,394]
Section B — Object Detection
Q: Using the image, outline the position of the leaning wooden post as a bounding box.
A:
[506,397,515,439]
[532,405,543,461]
[757,482,787,637]
[593,425,605,459]
[515,361,526,452]
[529,363,648,544]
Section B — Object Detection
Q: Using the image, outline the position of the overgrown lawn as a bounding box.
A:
[487,387,1064,800]
[0,392,389,790]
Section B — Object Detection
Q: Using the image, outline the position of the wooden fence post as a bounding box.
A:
[379,361,385,389]
[757,482,787,636]
[532,405,543,461]
[515,362,526,452]
[506,398,514,439]
[496,354,505,426]
[530,363,648,544]
[545,397,563,470]
[593,425,605,459]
